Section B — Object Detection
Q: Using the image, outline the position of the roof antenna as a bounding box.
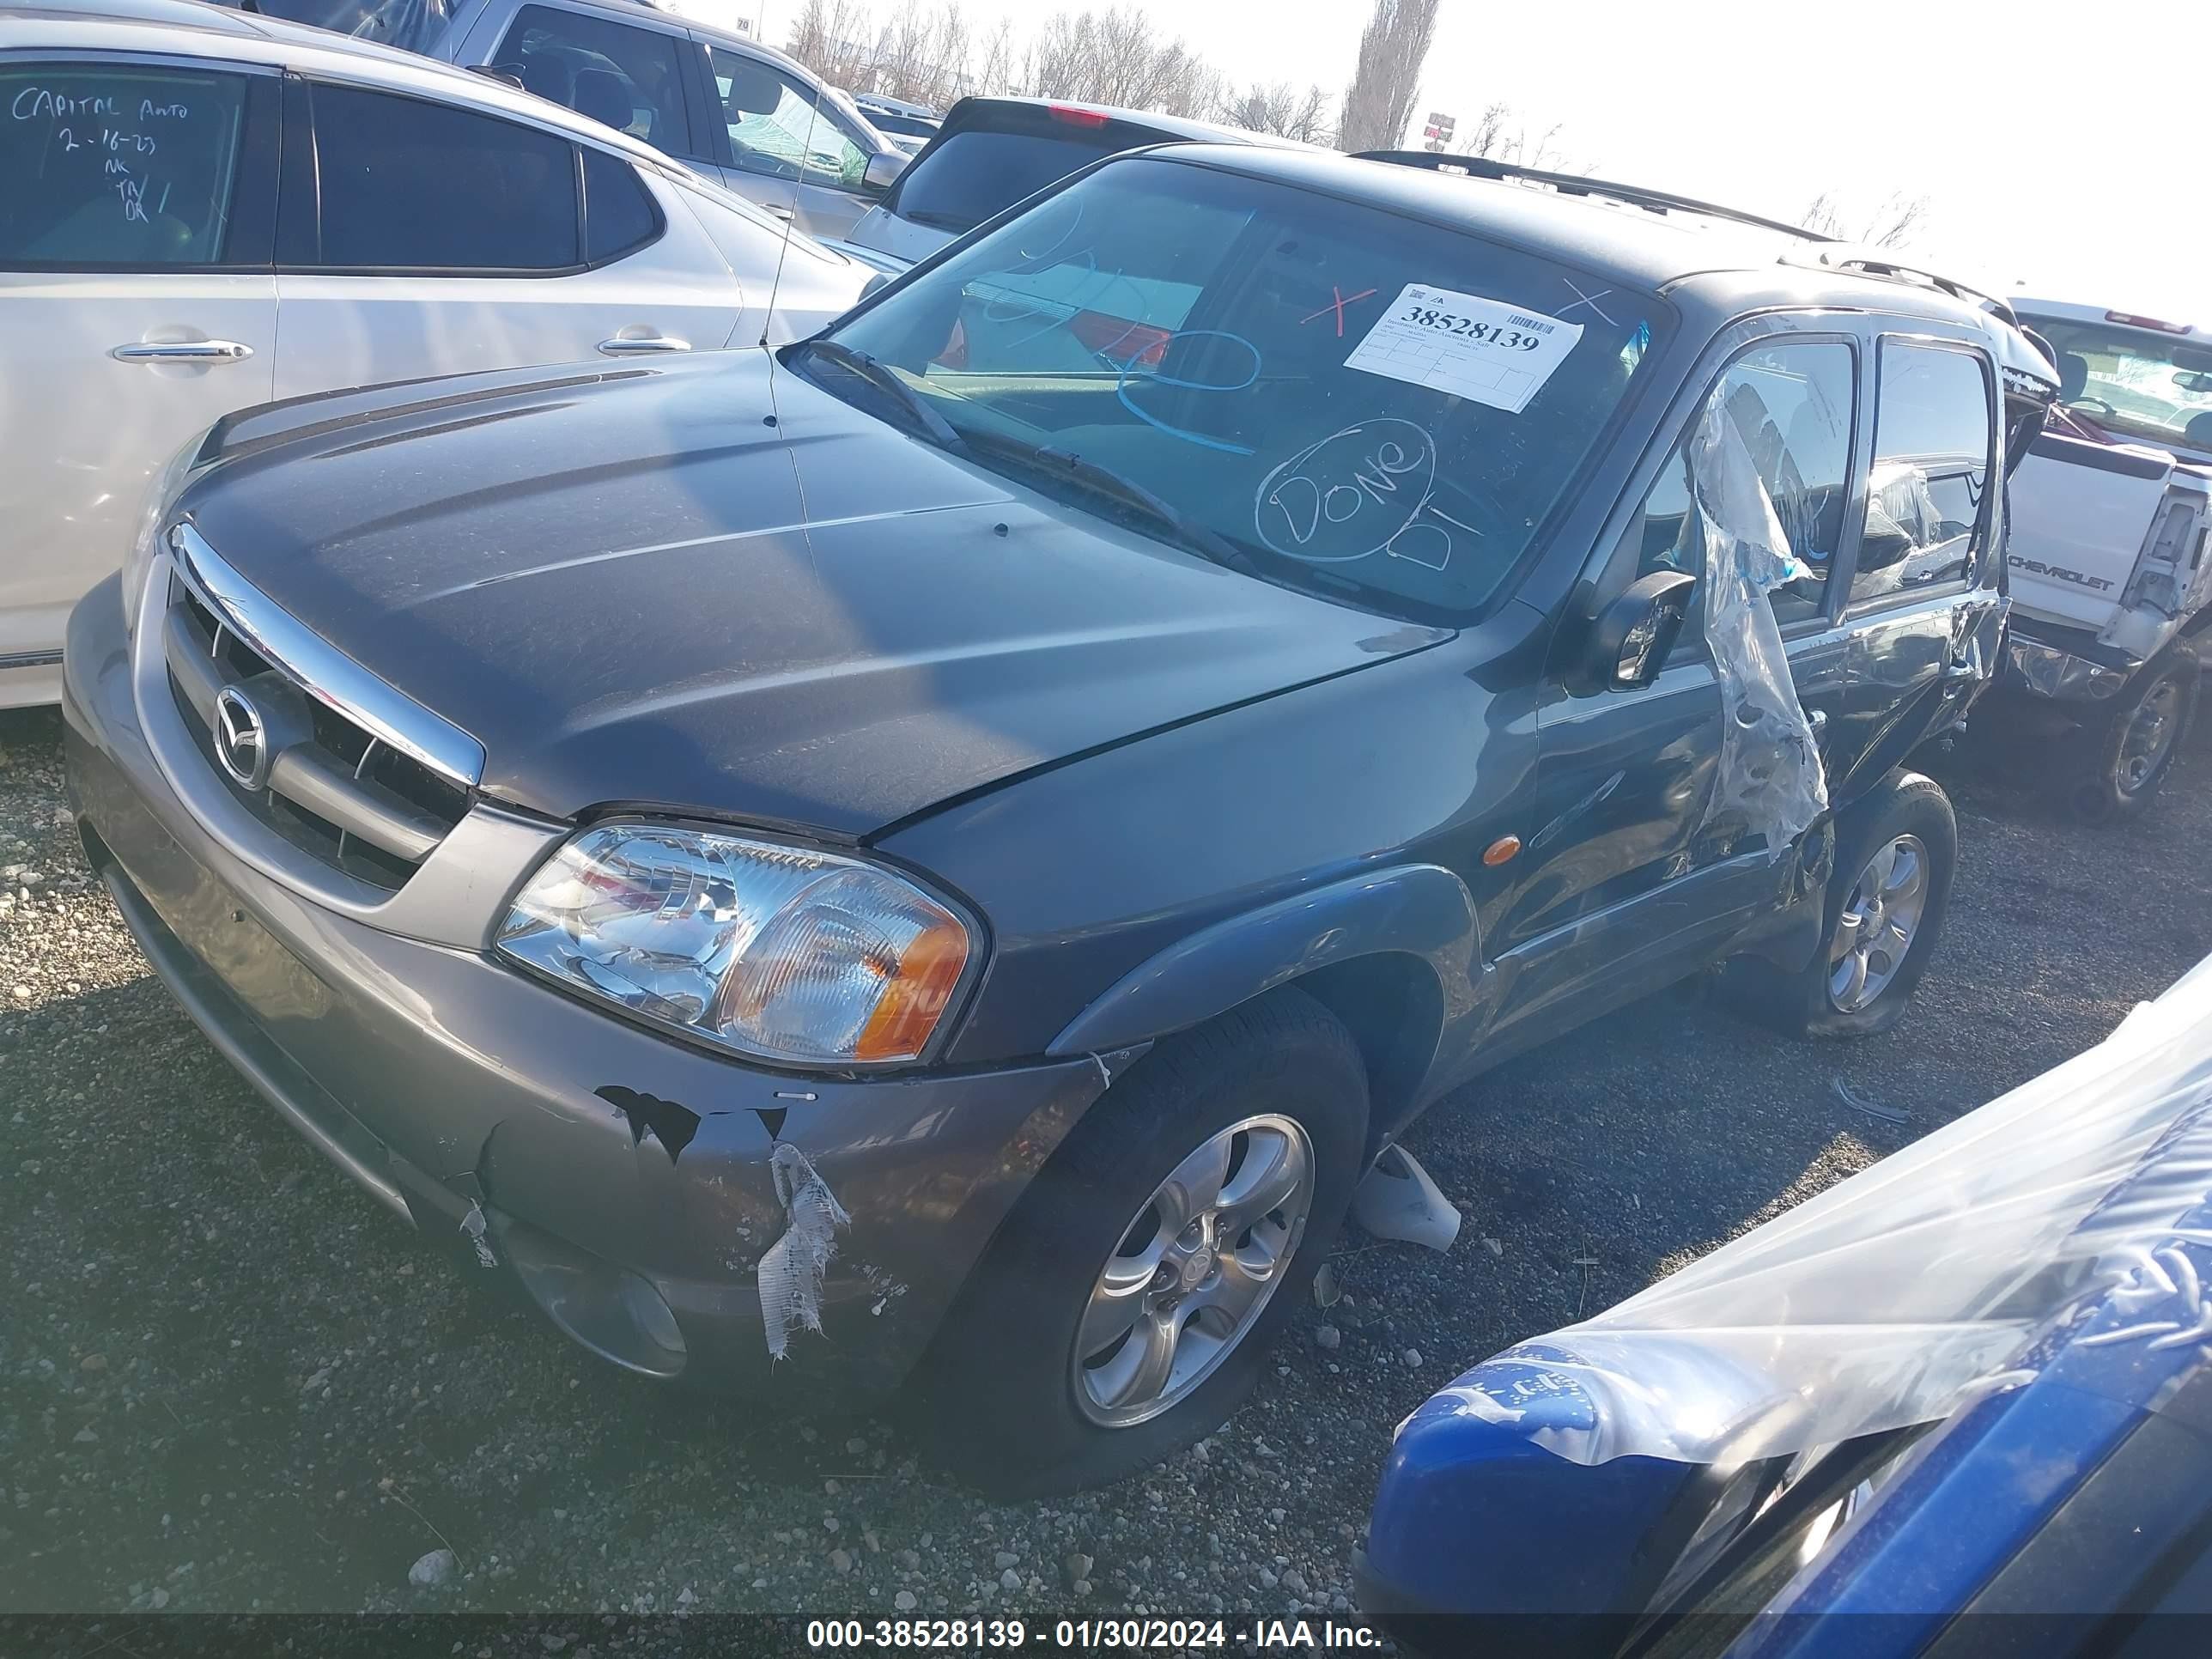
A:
[758,65,833,348]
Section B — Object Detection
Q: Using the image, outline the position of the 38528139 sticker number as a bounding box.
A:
[1344,283,1584,414]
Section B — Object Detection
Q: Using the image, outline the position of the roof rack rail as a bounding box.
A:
[1780,244,2018,323]
[1352,150,1832,243]
[1357,152,2021,326]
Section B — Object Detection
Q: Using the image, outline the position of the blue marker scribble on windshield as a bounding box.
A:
[1116,331,1261,456]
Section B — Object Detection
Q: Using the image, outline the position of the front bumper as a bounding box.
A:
[61,571,1121,1395]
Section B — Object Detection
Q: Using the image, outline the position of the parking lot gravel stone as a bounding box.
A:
[5,702,2209,1626]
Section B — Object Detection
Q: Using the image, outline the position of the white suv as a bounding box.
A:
[0,0,866,708]
[228,0,910,240]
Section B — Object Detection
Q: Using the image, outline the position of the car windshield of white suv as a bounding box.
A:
[804,156,1669,622]
[2021,314,2212,451]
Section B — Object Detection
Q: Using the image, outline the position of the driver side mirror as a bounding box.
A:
[1590,571,1696,690]
[864,151,907,193]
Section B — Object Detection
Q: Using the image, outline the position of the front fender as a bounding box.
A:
[1046,863,1480,1059]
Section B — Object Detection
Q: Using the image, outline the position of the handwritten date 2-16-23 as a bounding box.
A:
[1392,305,1546,350]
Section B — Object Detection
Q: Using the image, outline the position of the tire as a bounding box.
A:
[1740,771,1958,1040]
[909,988,1369,1496]
[2070,649,2198,824]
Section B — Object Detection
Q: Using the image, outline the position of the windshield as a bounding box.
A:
[2018,313,2212,451]
[890,125,1127,232]
[812,156,1669,622]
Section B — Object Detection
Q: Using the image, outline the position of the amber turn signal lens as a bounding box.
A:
[1483,836,1522,866]
[855,916,971,1061]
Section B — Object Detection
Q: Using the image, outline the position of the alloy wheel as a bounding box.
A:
[1072,1115,1314,1429]
[1828,834,1930,1013]
[2115,674,2182,797]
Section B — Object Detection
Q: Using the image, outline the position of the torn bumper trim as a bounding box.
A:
[61,574,1121,1395]
[2004,635,2132,703]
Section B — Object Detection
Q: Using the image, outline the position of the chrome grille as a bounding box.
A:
[162,526,478,892]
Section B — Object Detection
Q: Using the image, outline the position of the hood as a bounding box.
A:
[179,351,1447,836]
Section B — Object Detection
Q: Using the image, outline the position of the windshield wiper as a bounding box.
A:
[963,432,1259,574]
[902,210,975,232]
[787,339,969,456]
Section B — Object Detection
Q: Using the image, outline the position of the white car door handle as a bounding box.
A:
[112,340,255,362]
[598,335,691,356]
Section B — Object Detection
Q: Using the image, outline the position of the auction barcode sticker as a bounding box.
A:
[1345,283,1584,414]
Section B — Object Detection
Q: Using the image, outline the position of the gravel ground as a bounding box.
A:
[4,699,2209,1633]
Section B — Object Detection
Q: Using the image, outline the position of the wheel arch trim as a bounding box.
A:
[1044,864,1478,1098]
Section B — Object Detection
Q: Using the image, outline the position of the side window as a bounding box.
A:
[1852,342,1992,605]
[1629,340,1857,650]
[582,147,661,264]
[0,63,250,267]
[305,84,580,271]
[493,5,693,156]
[708,46,867,189]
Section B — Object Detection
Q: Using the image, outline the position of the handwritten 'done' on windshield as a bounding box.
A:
[12,84,196,228]
[1255,418,1473,573]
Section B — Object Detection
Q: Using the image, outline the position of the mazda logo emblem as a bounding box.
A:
[213,685,270,790]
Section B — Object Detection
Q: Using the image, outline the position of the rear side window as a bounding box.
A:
[1632,340,1857,644]
[0,64,250,267]
[708,46,868,188]
[891,126,1118,234]
[304,84,580,271]
[493,5,693,158]
[1852,342,1993,605]
[582,147,659,263]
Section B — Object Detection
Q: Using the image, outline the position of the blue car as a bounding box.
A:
[1360,954,2212,1657]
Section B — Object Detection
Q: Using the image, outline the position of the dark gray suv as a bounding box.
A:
[62,145,2057,1493]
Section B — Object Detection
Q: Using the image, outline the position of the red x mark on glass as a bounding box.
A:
[1300,285,1378,337]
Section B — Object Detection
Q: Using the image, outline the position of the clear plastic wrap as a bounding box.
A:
[1443,952,2212,1466]
[1688,386,1829,857]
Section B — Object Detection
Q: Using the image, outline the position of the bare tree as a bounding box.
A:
[1864,192,1929,250]
[866,0,973,106]
[1455,100,1568,169]
[972,16,1018,95]
[1014,6,1217,116]
[1335,0,1440,152]
[1800,189,1931,249]
[1220,80,1333,143]
[783,0,880,90]
[1799,191,1846,239]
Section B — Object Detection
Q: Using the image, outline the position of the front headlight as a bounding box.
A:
[496,823,975,1067]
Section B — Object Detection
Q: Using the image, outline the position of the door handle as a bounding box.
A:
[111,340,254,362]
[766,205,795,222]
[1943,637,1984,683]
[598,335,691,356]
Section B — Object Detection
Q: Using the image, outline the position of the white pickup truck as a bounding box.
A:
[1989,300,2212,819]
